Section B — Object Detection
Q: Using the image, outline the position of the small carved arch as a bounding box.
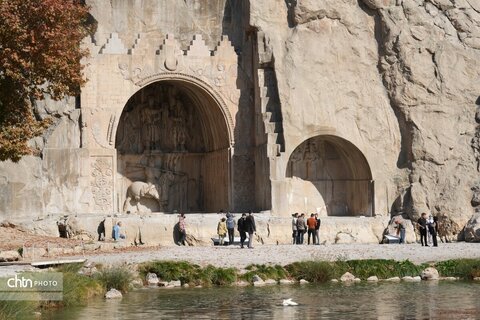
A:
[286,134,373,216]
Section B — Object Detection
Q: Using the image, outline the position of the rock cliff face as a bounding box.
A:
[250,0,480,234]
[0,0,478,242]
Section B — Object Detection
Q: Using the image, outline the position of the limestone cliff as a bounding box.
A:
[250,0,479,236]
[0,0,479,243]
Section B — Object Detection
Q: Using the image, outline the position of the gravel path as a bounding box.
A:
[76,242,480,268]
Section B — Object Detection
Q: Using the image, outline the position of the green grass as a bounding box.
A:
[138,261,237,286]
[55,272,104,307]
[0,298,38,320]
[200,265,237,286]
[242,264,288,282]
[435,259,480,279]
[285,261,334,283]
[336,259,427,280]
[95,266,133,293]
[139,260,203,285]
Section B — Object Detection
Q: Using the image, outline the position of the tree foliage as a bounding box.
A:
[0,0,93,162]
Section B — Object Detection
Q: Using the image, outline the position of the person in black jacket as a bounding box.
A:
[428,215,438,247]
[417,212,428,246]
[245,211,256,248]
[237,213,247,248]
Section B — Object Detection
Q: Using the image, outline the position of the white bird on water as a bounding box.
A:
[282,298,298,306]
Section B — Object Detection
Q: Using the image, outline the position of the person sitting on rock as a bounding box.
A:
[113,221,126,241]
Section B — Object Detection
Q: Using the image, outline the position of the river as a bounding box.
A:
[43,281,480,319]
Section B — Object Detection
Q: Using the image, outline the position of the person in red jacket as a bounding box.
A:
[306,213,317,245]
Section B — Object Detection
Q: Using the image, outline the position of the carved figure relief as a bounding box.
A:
[91,157,113,211]
[116,84,203,154]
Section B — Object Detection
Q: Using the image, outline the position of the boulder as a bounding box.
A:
[252,274,265,286]
[421,267,439,280]
[146,272,159,285]
[464,213,480,242]
[235,280,250,287]
[0,250,20,261]
[340,272,356,282]
[264,279,277,285]
[279,279,295,285]
[105,288,122,299]
[168,280,182,287]
[367,276,379,282]
[385,277,401,282]
[0,250,20,262]
[130,279,144,288]
[331,279,339,283]
[299,279,309,284]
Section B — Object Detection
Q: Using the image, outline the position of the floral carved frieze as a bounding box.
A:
[90,157,114,211]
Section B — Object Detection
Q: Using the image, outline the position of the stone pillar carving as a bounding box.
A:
[90,157,114,212]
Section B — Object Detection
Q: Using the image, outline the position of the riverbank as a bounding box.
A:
[72,242,480,268]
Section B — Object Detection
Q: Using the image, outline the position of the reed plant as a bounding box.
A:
[0,297,38,320]
[95,266,133,293]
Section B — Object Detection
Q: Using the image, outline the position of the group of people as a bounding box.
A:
[416,212,438,247]
[393,212,438,246]
[291,213,321,245]
[217,211,256,248]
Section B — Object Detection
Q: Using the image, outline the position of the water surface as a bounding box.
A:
[43,281,480,319]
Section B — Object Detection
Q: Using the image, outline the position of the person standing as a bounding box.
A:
[417,213,428,246]
[296,213,307,244]
[394,215,406,244]
[177,213,186,246]
[245,211,256,248]
[428,215,438,247]
[306,214,317,245]
[226,212,235,245]
[217,217,227,246]
[314,213,321,245]
[291,213,298,244]
[237,213,247,248]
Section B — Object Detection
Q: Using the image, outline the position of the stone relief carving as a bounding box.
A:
[123,181,161,213]
[91,157,113,211]
[122,154,186,213]
[116,84,203,154]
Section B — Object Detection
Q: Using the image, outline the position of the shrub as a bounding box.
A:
[95,266,133,293]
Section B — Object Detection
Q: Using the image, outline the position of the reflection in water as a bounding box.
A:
[43,282,480,320]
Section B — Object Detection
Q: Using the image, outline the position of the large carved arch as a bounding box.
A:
[115,75,233,213]
[286,135,374,216]
[133,72,235,147]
